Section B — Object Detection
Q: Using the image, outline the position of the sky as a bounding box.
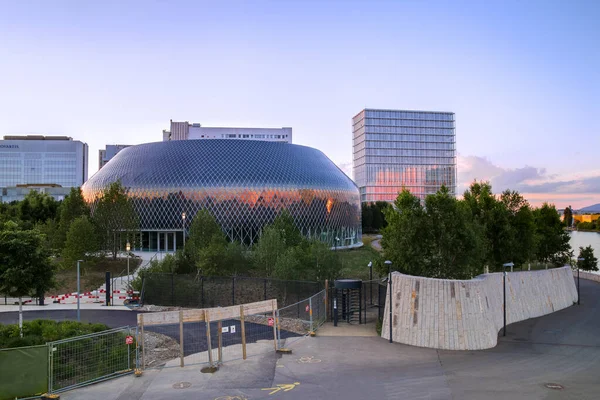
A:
[0,0,598,209]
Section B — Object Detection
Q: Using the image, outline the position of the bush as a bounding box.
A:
[0,320,111,349]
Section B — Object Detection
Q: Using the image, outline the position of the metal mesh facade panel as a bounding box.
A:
[82,140,361,247]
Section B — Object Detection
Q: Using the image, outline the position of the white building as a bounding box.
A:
[99,144,131,170]
[0,135,88,189]
[162,120,292,143]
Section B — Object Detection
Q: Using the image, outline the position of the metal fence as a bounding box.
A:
[277,289,327,347]
[141,273,322,309]
[0,344,48,400]
[48,326,137,393]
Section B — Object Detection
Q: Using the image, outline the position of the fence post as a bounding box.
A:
[140,314,145,370]
[309,296,313,333]
[240,305,247,360]
[324,280,329,321]
[205,310,213,366]
[201,276,204,308]
[171,274,175,306]
[271,299,278,351]
[276,309,282,349]
[232,277,235,305]
[179,310,184,367]
[217,321,223,364]
[48,342,52,393]
[264,279,267,301]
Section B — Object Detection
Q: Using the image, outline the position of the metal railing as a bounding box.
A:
[48,326,137,393]
[276,289,326,347]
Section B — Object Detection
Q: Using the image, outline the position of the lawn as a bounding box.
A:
[49,257,141,296]
[337,235,383,281]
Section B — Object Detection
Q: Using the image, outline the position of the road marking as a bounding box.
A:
[297,356,321,364]
[214,396,248,400]
[262,382,300,395]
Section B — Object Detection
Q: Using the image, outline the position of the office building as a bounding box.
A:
[1,184,71,203]
[353,109,456,203]
[0,135,88,188]
[162,120,292,143]
[82,140,360,251]
[99,144,131,170]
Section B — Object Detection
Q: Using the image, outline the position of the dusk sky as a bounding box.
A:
[1,0,598,208]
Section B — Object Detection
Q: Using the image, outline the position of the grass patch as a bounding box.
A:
[337,243,382,280]
[50,257,141,296]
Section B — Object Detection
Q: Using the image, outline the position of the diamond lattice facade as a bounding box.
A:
[82,140,361,251]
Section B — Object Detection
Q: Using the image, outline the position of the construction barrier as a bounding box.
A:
[0,345,48,400]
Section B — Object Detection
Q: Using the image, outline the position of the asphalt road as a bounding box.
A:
[60,278,600,400]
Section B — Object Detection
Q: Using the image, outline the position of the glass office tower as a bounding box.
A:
[353,109,456,203]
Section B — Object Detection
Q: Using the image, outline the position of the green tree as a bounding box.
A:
[423,186,484,279]
[57,187,90,250]
[91,181,139,259]
[374,201,390,229]
[196,234,229,276]
[271,209,303,247]
[18,191,60,225]
[304,239,342,281]
[62,216,99,269]
[500,190,537,266]
[533,203,571,267]
[184,209,224,265]
[380,189,430,277]
[0,222,54,336]
[252,226,287,277]
[463,181,513,271]
[563,206,573,227]
[361,203,373,233]
[577,246,598,271]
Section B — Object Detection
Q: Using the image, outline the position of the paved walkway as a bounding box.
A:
[60,278,600,400]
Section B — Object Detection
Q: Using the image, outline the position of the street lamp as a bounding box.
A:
[502,262,514,336]
[577,257,585,305]
[384,260,393,343]
[335,236,340,251]
[126,242,131,291]
[182,212,186,248]
[77,259,84,322]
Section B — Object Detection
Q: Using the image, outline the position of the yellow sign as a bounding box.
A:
[262,382,300,395]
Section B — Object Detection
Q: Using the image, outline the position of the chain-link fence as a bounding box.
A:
[141,273,321,309]
[48,326,137,393]
[276,289,326,347]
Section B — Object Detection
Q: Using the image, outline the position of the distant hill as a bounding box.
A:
[578,203,600,213]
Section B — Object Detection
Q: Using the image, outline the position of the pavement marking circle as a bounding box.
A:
[544,383,564,390]
[173,381,192,389]
[214,396,248,400]
[297,356,321,364]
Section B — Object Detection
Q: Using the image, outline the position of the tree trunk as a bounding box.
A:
[18,296,23,338]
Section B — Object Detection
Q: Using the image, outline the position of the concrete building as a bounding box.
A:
[0,135,88,188]
[99,144,131,170]
[352,109,456,203]
[162,120,292,143]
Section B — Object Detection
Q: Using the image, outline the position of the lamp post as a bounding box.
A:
[335,236,340,251]
[126,242,131,291]
[368,261,373,306]
[502,262,514,337]
[182,212,186,248]
[577,257,585,305]
[384,260,393,343]
[77,259,84,322]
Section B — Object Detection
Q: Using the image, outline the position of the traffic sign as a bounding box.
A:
[125,335,134,345]
[268,317,274,327]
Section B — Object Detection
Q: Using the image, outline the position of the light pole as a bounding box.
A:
[384,260,392,343]
[126,242,131,291]
[77,259,84,322]
[368,261,373,306]
[182,212,186,248]
[502,262,514,337]
[577,257,585,305]
[335,236,340,251]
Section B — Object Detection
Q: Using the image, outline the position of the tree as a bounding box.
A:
[563,206,573,228]
[62,216,99,269]
[18,191,60,225]
[184,209,224,265]
[0,222,54,336]
[361,203,373,233]
[380,189,431,277]
[252,226,287,277]
[577,246,598,271]
[91,181,139,259]
[463,181,513,271]
[533,203,571,267]
[271,210,303,248]
[500,190,536,266]
[57,187,90,250]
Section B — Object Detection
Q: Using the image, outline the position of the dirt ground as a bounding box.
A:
[49,257,142,295]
